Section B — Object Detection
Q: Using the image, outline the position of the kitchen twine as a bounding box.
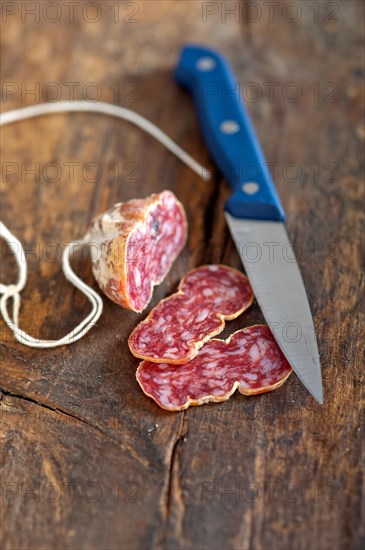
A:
[0,101,211,348]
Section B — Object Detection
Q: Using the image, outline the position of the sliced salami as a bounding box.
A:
[128,265,253,363]
[86,191,187,312]
[136,325,292,411]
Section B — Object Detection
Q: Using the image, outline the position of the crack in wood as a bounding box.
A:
[159,412,189,546]
[0,387,152,470]
[0,343,28,363]
[0,387,111,438]
[202,169,222,264]
[221,228,233,264]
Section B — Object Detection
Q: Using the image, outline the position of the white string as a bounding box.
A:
[0,101,211,348]
[0,102,211,180]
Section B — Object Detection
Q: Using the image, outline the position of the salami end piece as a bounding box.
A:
[136,325,292,411]
[128,265,254,363]
[86,191,187,312]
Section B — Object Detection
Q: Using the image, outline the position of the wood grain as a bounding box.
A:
[1,1,364,549]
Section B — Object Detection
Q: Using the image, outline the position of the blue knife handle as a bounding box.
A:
[174,45,285,222]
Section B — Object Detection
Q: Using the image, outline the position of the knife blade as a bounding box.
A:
[175,45,323,403]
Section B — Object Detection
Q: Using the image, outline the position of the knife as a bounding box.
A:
[175,45,323,403]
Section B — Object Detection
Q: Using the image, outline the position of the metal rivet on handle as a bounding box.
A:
[242,182,260,195]
[220,120,240,135]
[196,57,216,71]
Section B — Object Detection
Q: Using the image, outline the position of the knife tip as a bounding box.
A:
[312,386,324,405]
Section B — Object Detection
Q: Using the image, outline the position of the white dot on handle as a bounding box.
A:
[242,182,260,195]
[196,57,216,71]
[220,120,240,135]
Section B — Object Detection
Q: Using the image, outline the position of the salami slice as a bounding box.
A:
[86,191,187,312]
[128,265,253,363]
[136,325,292,411]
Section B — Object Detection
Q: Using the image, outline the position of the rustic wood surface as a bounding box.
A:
[1,1,364,549]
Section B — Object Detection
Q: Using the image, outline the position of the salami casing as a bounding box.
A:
[86,191,187,312]
[128,265,253,363]
[136,325,292,411]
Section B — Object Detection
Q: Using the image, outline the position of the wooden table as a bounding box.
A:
[1,2,364,549]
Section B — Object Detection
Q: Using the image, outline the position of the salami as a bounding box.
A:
[128,265,253,363]
[136,325,292,411]
[86,191,187,312]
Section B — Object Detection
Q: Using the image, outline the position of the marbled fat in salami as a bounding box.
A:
[129,265,253,363]
[136,325,292,411]
[86,191,187,312]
